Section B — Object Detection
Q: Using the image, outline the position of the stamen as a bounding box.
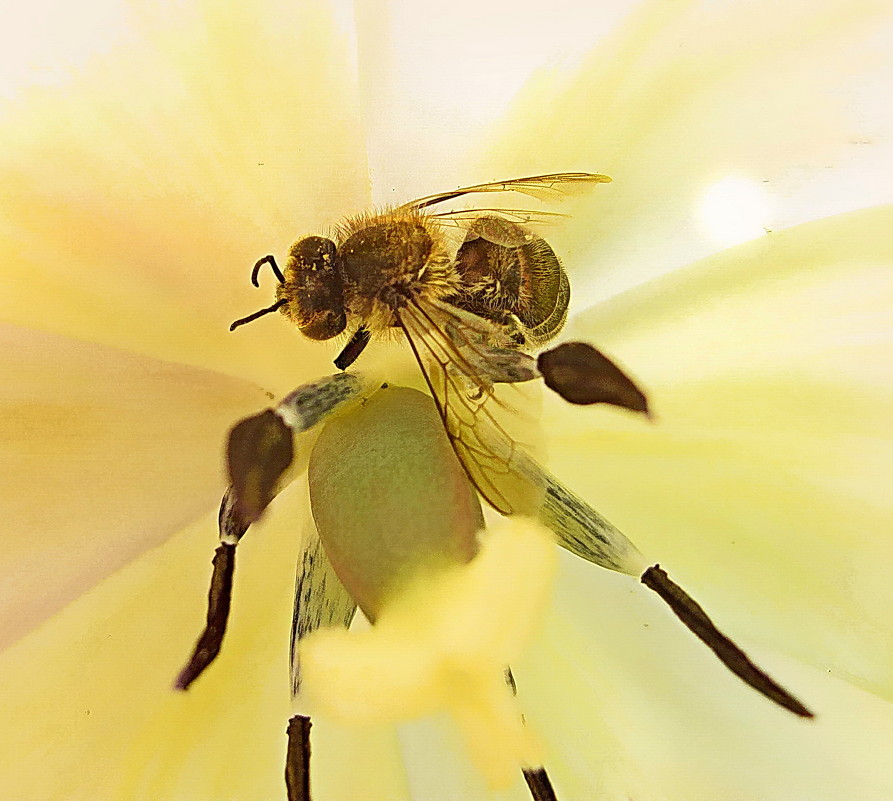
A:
[641,564,814,718]
[275,372,374,432]
[227,409,294,523]
[537,341,649,415]
[175,488,254,689]
[290,534,356,696]
[504,668,562,801]
[174,541,236,690]
[523,767,559,801]
[526,459,812,716]
[530,466,647,576]
[285,714,312,801]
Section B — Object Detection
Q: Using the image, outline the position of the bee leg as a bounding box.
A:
[333,326,371,370]
[503,667,560,801]
[174,486,250,689]
[229,372,379,523]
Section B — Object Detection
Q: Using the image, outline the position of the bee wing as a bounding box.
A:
[397,299,543,516]
[400,172,611,211]
[428,207,570,229]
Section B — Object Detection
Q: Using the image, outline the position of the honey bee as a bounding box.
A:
[176,173,812,801]
[230,172,613,514]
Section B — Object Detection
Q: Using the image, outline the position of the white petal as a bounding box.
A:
[0,0,369,388]
[0,485,412,800]
[477,0,893,302]
[0,323,263,647]
[515,557,893,800]
[546,206,893,698]
[353,0,642,200]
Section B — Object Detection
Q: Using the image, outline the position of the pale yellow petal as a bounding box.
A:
[352,0,641,201]
[479,0,893,301]
[0,323,264,647]
[0,0,369,389]
[545,205,893,698]
[0,484,411,801]
[513,558,893,801]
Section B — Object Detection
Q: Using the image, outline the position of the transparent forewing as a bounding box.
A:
[397,299,543,516]
[400,172,611,211]
[428,207,570,229]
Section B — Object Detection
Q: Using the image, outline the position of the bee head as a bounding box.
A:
[278,236,347,341]
[289,236,338,273]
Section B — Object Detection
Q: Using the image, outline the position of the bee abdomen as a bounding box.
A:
[520,266,569,346]
[450,218,569,346]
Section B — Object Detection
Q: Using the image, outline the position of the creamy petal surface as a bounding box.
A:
[546,206,893,700]
[0,324,264,647]
[0,0,369,390]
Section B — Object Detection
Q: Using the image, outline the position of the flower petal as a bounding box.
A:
[0,0,369,388]
[545,205,893,699]
[0,485,412,801]
[0,323,264,647]
[479,0,893,301]
[514,557,893,801]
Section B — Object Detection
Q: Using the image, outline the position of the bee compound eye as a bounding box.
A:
[291,236,338,272]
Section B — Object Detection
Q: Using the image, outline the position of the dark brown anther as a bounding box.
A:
[227,409,294,523]
[175,543,236,690]
[523,767,559,801]
[285,714,312,801]
[641,564,814,718]
[334,326,371,370]
[538,342,649,414]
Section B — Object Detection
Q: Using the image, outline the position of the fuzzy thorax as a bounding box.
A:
[335,209,456,334]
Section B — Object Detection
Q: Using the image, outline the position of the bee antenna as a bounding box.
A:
[251,255,285,288]
[230,299,288,331]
